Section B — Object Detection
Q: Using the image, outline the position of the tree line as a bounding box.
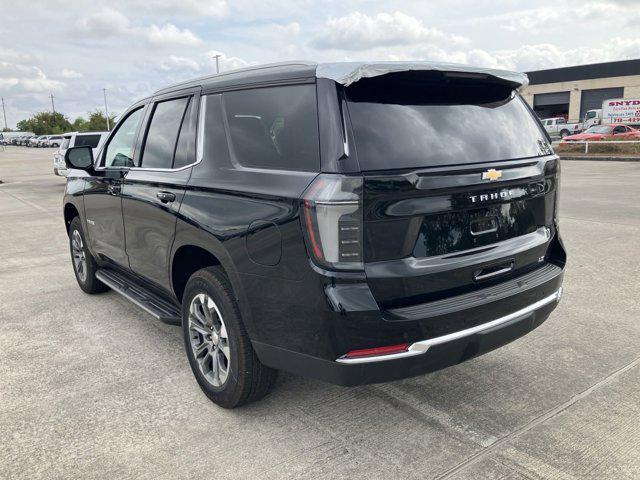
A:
[14,110,116,135]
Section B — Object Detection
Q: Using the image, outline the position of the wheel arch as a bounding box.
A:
[170,232,256,338]
[171,244,222,303]
[64,203,80,234]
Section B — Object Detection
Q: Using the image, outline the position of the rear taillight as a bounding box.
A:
[301,174,363,271]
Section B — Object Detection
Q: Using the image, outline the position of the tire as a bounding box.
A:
[68,217,109,294]
[182,267,277,408]
[560,129,570,138]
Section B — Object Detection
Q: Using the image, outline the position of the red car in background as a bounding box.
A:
[562,124,640,141]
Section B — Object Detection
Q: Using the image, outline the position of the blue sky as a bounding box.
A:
[1,0,639,128]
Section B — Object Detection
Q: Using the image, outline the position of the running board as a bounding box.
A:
[96,269,182,325]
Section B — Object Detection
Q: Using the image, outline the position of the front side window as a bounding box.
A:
[103,107,144,167]
[140,97,190,169]
[223,84,320,171]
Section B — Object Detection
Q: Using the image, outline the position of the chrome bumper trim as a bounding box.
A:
[336,288,562,364]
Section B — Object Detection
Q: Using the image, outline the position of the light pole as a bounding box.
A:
[103,88,110,130]
[50,93,56,114]
[1,97,7,130]
[212,54,221,74]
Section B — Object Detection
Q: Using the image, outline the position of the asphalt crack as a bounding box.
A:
[434,356,640,479]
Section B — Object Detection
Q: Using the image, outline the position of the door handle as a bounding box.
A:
[107,184,121,195]
[156,191,176,204]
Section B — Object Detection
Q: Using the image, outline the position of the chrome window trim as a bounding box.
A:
[127,95,206,173]
[336,288,562,364]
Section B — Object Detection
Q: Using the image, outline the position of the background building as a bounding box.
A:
[521,59,640,122]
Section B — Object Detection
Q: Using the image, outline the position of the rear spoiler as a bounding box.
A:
[315,61,528,89]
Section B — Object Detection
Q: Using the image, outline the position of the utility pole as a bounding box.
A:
[212,54,221,74]
[1,97,7,130]
[50,93,56,114]
[103,88,110,131]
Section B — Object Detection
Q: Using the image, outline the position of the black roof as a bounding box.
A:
[527,58,640,85]
[154,60,526,94]
[154,62,317,95]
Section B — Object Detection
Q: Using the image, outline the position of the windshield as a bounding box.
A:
[345,73,549,170]
[585,126,613,134]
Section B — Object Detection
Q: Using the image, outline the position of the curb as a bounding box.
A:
[559,156,640,162]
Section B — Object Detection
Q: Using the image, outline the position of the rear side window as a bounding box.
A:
[173,99,196,169]
[141,97,190,169]
[74,134,101,148]
[223,85,319,171]
[345,73,549,170]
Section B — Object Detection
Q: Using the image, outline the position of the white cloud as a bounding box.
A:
[0,62,64,93]
[114,0,228,18]
[76,8,130,36]
[203,51,252,71]
[159,56,201,72]
[75,8,202,46]
[312,11,468,50]
[144,24,202,46]
[61,68,83,79]
[273,21,300,37]
[482,1,640,33]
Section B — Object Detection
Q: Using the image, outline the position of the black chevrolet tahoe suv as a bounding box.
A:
[62,61,565,408]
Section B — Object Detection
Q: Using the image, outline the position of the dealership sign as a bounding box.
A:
[603,98,640,124]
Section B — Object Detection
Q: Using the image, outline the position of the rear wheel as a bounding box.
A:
[69,217,108,294]
[182,267,277,408]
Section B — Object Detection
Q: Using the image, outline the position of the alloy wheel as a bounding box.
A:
[188,293,231,387]
[71,229,87,283]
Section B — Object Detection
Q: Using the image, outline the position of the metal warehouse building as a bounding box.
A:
[520,59,640,123]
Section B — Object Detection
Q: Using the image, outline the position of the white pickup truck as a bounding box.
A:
[541,117,582,138]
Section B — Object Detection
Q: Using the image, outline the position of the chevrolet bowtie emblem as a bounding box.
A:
[482,169,502,181]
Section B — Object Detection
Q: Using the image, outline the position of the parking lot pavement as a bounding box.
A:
[1,146,639,479]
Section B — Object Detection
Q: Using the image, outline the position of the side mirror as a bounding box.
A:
[65,146,94,171]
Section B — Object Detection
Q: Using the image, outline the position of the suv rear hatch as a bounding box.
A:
[343,71,560,308]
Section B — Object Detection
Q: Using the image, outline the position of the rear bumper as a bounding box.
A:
[253,287,562,386]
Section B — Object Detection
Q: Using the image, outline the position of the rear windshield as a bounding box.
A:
[74,134,102,148]
[345,73,549,170]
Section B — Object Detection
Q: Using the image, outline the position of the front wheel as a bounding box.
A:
[560,129,570,138]
[182,267,277,408]
[68,217,108,294]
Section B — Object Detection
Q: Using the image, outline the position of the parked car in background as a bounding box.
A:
[53,131,108,176]
[562,124,640,141]
[61,61,565,408]
[17,135,35,146]
[541,117,581,138]
[0,131,35,145]
[46,135,63,148]
[36,135,52,147]
[28,135,47,147]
